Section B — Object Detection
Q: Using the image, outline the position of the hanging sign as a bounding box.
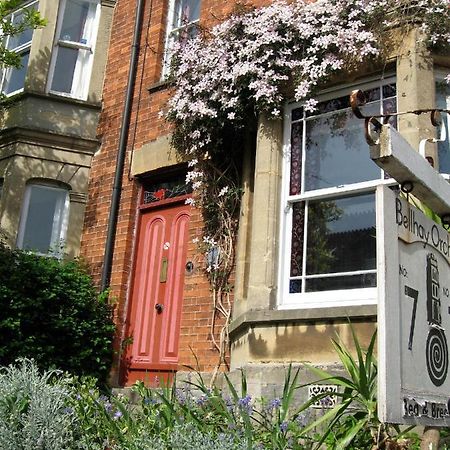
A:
[377,185,450,426]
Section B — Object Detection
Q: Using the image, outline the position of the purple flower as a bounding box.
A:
[175,389,187,405]
[223,395,234,411]
[319,395,333,408]
[280,421,288,433]
[104,401,113,412]
[238,394,252,407]
[269,398,282,409]
[196,395,208,406]
[144,397,160,405]
[113,410,123,420]
[296,413,308,427]
[238,394,253,414]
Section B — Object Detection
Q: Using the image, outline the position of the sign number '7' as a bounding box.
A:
[405,285,419,351]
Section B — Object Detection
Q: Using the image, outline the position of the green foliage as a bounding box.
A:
[302,325,419,449]
[66,376,249,450]
[0,330,424,449]
[63,366,319,450]
[0,359,76,450]
[0,241,115,382]
[68,353,420,449]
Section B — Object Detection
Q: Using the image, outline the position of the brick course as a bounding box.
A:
[81,0,269,382]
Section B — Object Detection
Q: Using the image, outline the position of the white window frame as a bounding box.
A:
[17,182,70,257]
[47,0,100,100]
[0,0,39,96]
[162,0,201,78]
[278,76,397,310]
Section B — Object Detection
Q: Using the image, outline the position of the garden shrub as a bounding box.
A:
[132,423,248,450]
[0,241,115,382]
[0,359,76,450]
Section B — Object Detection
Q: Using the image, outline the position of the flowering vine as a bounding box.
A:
[165,0,450,374]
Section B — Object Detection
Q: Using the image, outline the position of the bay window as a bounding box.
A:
[0,1,39,95]
[279,78,397,308]
[17,183,69,256]
[48,0,100,99]
[163,0,201,77]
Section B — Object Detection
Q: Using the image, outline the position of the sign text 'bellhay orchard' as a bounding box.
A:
[378,186,450,427]
[396,199,450,258]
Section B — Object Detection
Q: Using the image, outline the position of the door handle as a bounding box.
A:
[155,303,164,314]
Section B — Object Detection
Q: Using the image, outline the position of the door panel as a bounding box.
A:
[126,201,191,379]
[135,216,165,362]
[159,212,190,363]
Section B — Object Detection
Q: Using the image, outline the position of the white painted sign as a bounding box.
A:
[308,384,338,409]
[377,185,450,426]
[371,124,450,217]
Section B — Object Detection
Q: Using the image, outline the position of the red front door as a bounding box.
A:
[123,200,191,385]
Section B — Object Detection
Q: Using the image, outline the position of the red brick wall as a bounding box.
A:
[81,0,272,383]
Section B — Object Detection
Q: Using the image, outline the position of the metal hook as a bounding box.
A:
[365,117,382,146]
[419,110,447,161]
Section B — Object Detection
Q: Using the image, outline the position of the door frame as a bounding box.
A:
[120,183,191,385]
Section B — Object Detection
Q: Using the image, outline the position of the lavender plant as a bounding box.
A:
[166,0,450,371]
[130,423,248,450]
[0,359,76,450]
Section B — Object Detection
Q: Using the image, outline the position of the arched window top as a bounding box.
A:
[25,177,72,190]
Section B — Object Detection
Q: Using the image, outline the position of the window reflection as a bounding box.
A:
[306,194,376,276]
[304,106,380,190]
[18,184,69,255]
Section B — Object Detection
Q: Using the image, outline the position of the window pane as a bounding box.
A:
[143,175,192,204]
[173,0,200,28]
[8,3,38,50]
[51,46,79,93]
[305,273,376,292]
[21,186,67,253]
[59,0,92,43]
[290,202,305,277]
[304,104,381,190]
[292,107,303,122]
[436,81,450,174]
[3,51,29,94]
[285,82,396,299]
[382,83,397,98]
[290,121,302,195]
[289,279,302,294]
[305,193,376,276]
[170,24,199,47]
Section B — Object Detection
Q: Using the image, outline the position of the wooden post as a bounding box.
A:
[420,427,440,450]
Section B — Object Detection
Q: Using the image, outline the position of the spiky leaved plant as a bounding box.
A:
[301,326,418,449]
